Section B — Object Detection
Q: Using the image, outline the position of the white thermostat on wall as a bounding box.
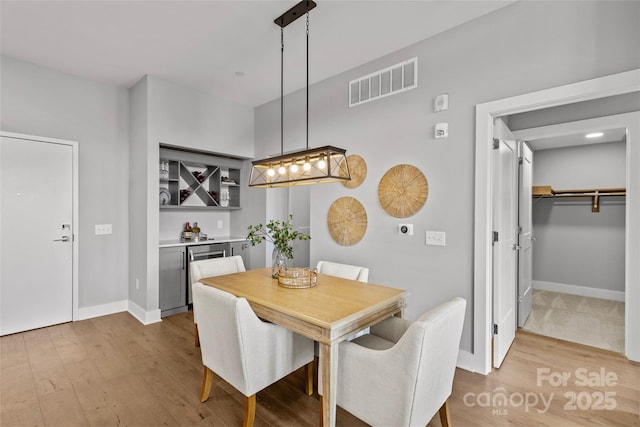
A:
[434,122,449,139]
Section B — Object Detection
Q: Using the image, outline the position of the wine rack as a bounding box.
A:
[159,156,241,210]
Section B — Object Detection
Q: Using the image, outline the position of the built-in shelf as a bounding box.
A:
[159,146,242,210]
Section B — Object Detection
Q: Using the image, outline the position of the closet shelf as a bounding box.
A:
[532,186,626,213]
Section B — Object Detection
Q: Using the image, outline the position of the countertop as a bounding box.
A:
[159,236,247,248]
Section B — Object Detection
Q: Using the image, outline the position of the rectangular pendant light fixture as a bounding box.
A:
[248,0,351,188]
[249,145,350,188]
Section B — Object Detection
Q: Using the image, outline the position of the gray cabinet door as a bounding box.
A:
[159,247,186,316]
[229,241,249,270]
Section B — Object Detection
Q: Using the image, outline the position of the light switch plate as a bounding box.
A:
[95,224,112,235]
[425,231,446,246]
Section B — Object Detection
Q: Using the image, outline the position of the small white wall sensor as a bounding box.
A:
[434,94,449,112]
[435,123,448,139]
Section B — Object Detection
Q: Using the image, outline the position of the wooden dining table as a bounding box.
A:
[198,267,406,427]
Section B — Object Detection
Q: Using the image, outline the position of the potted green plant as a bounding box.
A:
[245,214,310,278]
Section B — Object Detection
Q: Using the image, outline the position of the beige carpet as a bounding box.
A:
[522,289,625,353]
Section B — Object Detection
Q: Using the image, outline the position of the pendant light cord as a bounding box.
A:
[306,11,309,150]
[280,26,284,156]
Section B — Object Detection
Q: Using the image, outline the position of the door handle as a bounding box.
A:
[512,244,521,251]
[54,236,70,242]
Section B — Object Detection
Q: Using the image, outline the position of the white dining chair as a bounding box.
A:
[193,283,314,427]
[316,260,370,344]
[333,297,466,427]
[316,260,369,283]
[190,255,246,347]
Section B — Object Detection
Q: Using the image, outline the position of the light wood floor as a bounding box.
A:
[1,310,638,426]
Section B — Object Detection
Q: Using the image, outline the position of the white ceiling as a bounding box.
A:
[526,128,626,151]
[0,0,515,107]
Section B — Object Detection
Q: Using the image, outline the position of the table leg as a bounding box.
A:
[319,341,338,427]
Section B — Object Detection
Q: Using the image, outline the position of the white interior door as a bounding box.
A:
[1,135,73,335]
[518,142,533,327]
[492,138,518,368]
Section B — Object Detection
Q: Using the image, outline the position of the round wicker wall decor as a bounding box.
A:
[378,164,428,218]
[340,154,367,189]
[327,197,368,246]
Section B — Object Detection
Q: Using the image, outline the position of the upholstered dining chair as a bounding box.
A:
[190,255,246,347]
[316,260,369,283]
[332,297,466,427]
[193,283,315,427]
[315,260,369,345]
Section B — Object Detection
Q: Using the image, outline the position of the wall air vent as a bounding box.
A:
[349,57,417,107]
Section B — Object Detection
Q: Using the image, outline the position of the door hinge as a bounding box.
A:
[517,225,523,234]
[492,231,499,245]
[493,324,498,335]
[493,138,500,149]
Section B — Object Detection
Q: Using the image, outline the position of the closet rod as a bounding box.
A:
[549,187,626,196]
[532,187,626,213]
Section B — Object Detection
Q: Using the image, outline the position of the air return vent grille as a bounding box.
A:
[349,57,417,107]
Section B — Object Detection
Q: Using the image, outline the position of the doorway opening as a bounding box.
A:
[473,69,640,375]
[511,118,628,354]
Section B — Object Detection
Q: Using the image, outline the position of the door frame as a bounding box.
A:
[1,131,79,321]
[473,69,640,374]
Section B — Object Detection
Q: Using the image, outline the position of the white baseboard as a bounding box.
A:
[77,300,128,320]
[75,299,162,325]
[457,349,479,373]
[533,280,625,302]
[127,300,162,325]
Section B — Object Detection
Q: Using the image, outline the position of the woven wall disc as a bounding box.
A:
[327,197,368,246]
[340,154,367,189]
[378,164,428,218]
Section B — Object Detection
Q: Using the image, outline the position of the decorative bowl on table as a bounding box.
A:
[277,267,318,289]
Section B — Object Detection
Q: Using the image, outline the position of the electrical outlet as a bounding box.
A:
[95,224,112,235]
[425,231,446,246]
[217,220,223,229]
[399,224,413,235]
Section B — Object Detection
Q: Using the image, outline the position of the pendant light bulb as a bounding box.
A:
[278,162,287,175]
[317,155,326,170]
[267,165,275,176]
[290,162,299,173]
[303,156,311,171]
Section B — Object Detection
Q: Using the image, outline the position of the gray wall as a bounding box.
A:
[1,55,130,309]
[532,142,626,292]
[255,0,640,352]
[129,75,254,314]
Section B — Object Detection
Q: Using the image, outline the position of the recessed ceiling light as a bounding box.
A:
[586,132,604,138]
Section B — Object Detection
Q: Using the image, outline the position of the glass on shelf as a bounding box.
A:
[220,190,229,207]
[159,160,170,180]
